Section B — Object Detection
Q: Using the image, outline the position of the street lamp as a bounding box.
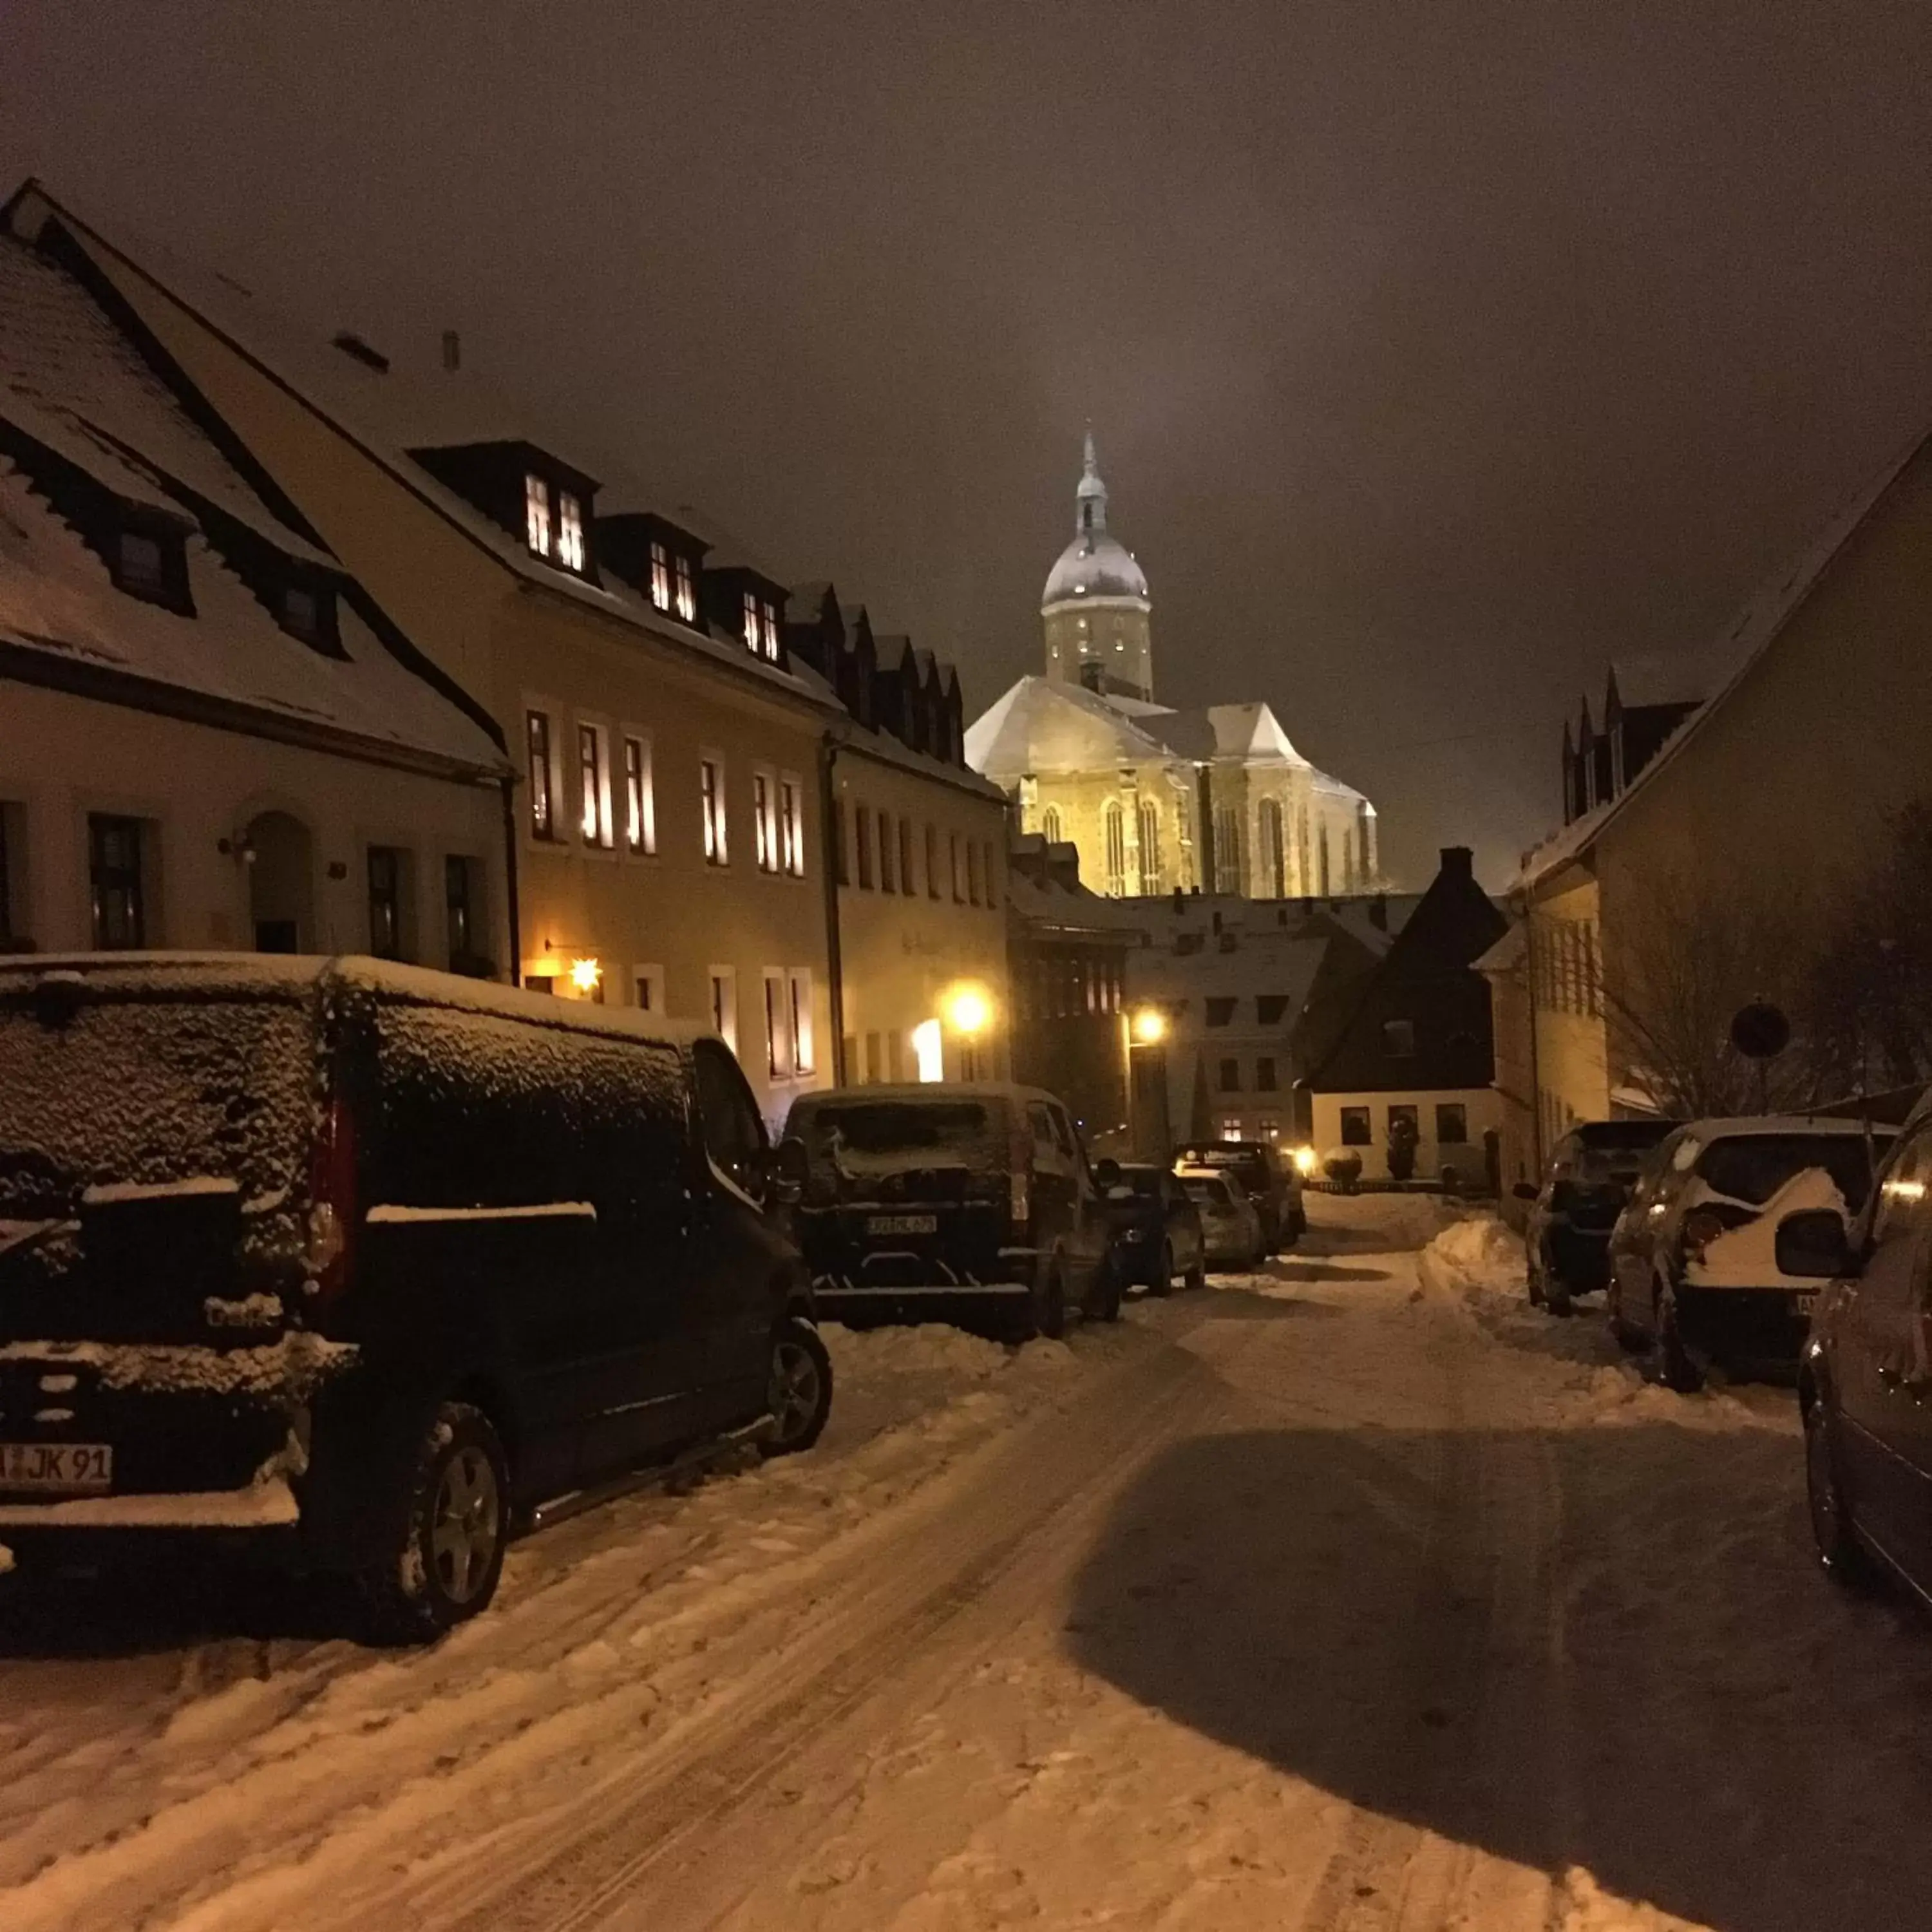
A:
[568,956,602,995]
[1130,1005,1166,1045]
[945,984,992,1037]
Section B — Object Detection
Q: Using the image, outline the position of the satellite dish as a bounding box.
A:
[1730,1001,1790,1060]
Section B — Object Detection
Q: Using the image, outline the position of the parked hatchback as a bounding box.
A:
[1170,1140,1304,1251]
[1177,1169,1267,1271]
[0,955,828,1639]
[1605,1116,1889,1390]
[1516,1118,1679,1314]
[1099,1162,1206,1296]
[1785,1103,1932,1598]
[783,1083,1119,1337]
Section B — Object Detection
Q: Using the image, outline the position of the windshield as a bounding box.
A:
[1181,1176,1233,1208]
[1697,1135,1887,1212]
[0,983,313,1222]
[795,1100,995,1173]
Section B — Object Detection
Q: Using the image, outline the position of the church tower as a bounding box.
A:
[1041,433,1153,703]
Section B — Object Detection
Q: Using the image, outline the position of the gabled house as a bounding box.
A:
[1560,650,1715,826]
[1305,848,1508,1182]
[0,221,509,967]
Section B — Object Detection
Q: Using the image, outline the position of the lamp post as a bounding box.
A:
[1126,1006,1168,1158]
[942,981,993,1080]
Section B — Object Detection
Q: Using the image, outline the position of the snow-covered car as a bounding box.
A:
[782,1084,1119,1336]
[1176,1169,1267,1271]
[1098,1162,1206,1296]
[0,954,829,1640]
[1171,1139,1303,1251]
[1515,1117,1679,1314]
[1785,1103,1932,1597]
[1605,1116,1890,1390]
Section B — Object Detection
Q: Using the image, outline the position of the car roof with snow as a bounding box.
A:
[0,953,714,1051]
[1674,1116,1889,1141]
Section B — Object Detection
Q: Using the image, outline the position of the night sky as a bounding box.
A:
[6,1,1930,886]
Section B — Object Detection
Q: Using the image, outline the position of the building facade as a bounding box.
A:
[0,222,508,971]
[967,439,1381,900]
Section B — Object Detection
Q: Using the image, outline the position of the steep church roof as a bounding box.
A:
[1041,432,1149,607]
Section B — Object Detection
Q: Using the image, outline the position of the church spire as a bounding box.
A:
[1075,428,1108,536]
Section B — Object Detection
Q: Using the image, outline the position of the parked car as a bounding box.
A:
[1170,1140,1304,1251]
[1515,1118,1679,1314]
[782,1083,1120,1338]
[0,954,828,1640]
[1785,1103,1932,1598]
[1177,1169,1267,1271]
[1605,1115,1889,1390]
[1099,1162,1207,1296]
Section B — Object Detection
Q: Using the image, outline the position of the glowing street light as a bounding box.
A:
[1293,1144,1318,1175]
[569,956,603,994]
[944,984,991,1036]
[1130,1006,1167,1045]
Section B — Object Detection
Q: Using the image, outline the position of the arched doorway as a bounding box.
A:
[245,810,314,953]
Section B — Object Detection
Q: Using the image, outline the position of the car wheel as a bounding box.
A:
[761,1316,833,1457]
[1020,1259,1068,1341]
[1606,1278,1643,1353]
[1152,1243,1177,1298]
[359,1401,510,1643]
[1526,1250,1547,1308]
[1547,1274,1574,1318]
[1804,1390,1871,1587]
[1184,1251,1207,1292]
[1651,1280,1704,1393]
[1090,1254,1124,1323]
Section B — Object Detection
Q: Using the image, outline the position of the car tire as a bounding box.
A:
[1804,1390,1871,1587]
[1606,1279,1643,1353]
[1019,1258,1068,1342]
[1152,1243,1177,1298]
[1651,1280,1704,1393]
[1526,1251,1547,1309]
[1547,1276,1574,1318]
[359,1401,510,1644]
[760,1315,833,1457]
[1086,1254,1124,1323]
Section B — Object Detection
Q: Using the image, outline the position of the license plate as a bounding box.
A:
[866,1213,938,1236]
[1,1442,113,1493]
[1788,1291,1820,1317]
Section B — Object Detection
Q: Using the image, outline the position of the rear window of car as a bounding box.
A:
[1698,1135,1887,1212]
[1176,1146,1267,1189]
[1181,1175,1233,1206]
[796,1101,994,1171]
[0,981,312,1222]
[1119,1168,1164,1198]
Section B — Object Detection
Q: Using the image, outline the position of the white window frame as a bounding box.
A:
[524,473,551,558]
[779,773,806,877]
[708,965,738,1054]
[631,963,665,1014]
[700,750,728,866]
[649,540,671,612]
[761,600,782,660]
[762,967,791,1078]
[621,729,656,857]
[557,491,585,571]
[674,552,697,623]
[574,718,614,849]
[751,764,778,874]
[788,966,815,1074]
[523,698,564,844]
[743,591,762,655]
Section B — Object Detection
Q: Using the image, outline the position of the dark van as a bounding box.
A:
[0,954,829,1638]
[783,1083,1119,1338]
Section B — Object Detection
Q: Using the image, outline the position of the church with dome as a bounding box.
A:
[965,436,1383,898]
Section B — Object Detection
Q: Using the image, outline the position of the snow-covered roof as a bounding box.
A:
[8,184,832,721]
[1515,422,1932,896]
[1607,649,1718,712]
[1041,434,1150,608]
[0,236,505,776]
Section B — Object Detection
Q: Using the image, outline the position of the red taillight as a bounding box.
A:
[1681,1205,1727,1263]
[306,1090,357,1303]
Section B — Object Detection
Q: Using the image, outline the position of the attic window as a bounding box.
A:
[674,553,696,623]
[280,583,336,649]
[762,600,781,660]
[1382,1019,1416,1057]
[557,493,585,571]
[524,473,551,557]
[743,591,761,654]
[649,541,671,611]
[117,530,166,596]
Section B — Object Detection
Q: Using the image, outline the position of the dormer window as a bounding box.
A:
[762,601,781,660]
[279,582,337,649]
[558,492,585,571]
[743,591,761,654]
[117,530,165,596]
[649,540,671,611]
[524,473,551,557]
[674,553,696,623]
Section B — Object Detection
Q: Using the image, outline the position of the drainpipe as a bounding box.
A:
[819,735,846,1086]
[499,775,522,985]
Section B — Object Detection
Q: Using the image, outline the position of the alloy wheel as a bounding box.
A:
[430,1445,502,1605]
[770,1338,823,1446]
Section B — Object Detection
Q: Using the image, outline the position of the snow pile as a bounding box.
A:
[1423,1214,1524,1293]
[824,1323,1014,1383]
[1688,1164,1846,1287]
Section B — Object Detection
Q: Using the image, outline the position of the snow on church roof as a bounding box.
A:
[1041,434,1149,607]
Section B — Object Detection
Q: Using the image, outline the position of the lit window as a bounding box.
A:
[649,540,671,611]
[623,735,654,854]
[780,778,805,876]
[526,710,555,839]
[708,967,737,1052]
[557,492,584,571]
[701,755,728,865]
[743,591,761,654]
[762,601,782,659]
[753,770,777,873]
[764,970,791,1077]
[578,723,611,846]
[789,967,815,1073]
[1219,1116,1243,1142]
[674,553,696,622]
[524,473,551,557]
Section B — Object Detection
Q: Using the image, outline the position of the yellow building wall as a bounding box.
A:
[834,749,1011,1088]
[1310,1086,1501,1182]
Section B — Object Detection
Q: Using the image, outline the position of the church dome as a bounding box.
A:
[1041,433,1149,609]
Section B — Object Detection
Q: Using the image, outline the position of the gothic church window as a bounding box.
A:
[1103,800,1126,896]
[1258,799,1285,898]
[1213,808,1240,895]
[1137,799,1160,894]
[1039,804,1063,845]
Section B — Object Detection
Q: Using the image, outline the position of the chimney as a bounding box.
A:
[1439,846,1474,879]
[442,329,461,372]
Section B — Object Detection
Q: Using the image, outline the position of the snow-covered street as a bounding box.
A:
[6,1191,1932,1931]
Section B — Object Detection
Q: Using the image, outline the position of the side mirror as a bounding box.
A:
[770,1135,810,1206]
[1775,1208,1853,1280]
[1512,1181,1540,1203]
[1094,1157,1122,1191]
